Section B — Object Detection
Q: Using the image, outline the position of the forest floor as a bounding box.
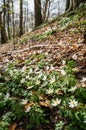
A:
[0,8,86,130]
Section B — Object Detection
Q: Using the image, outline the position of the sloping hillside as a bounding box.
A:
[0,8,86,130]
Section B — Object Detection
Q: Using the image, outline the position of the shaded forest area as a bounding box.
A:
[0,0,86,130]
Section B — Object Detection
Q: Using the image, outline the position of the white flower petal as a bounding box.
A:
[69,99,78,108]
[21,99,28,105]
[61,69,66,76]
[51,98,61,106]
[72,54,78,60]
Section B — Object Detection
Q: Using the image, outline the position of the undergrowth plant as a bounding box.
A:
[29,29,56,41]
[0,53,86,130]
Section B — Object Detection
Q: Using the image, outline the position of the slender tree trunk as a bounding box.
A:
[19,0,23,36]
[34,0,42,27]
[43,0,49,22]
[1,0,8,43]
[11,0,15,39]
[66,0,73,12]
[7,0,11,39]
[26,0,29,32]
[0,12,8,44]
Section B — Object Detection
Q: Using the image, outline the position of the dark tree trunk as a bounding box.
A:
[0,12,8,44]
[7,0,11,39]
[34,0,42,27]
[19,0,23,36]
[1,0,8,43]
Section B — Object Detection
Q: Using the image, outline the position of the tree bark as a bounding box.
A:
[7,0,11,39]
[0,12,8,44]
[19,0,23,36]
[1,0,8,43]
[34,0,42,27]
[11,0,15,39]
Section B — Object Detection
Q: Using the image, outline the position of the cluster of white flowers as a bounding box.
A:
[69,99,78,108]
[51,98,61,106]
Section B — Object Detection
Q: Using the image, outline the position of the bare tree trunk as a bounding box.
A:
[0,12,8,44]
[19,0,23,36]
[11,0,15,39]
[1,0,8,43]
[7,0,11,39]
[42,0,49,22]
[34,0,42,27]
[66,0,73,12]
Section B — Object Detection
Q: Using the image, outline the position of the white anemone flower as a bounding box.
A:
[69,86,77,93]
[21,66,27,72]
[9,70,14,76]
[26,74,30,79]
[81,77,86,82]
[46,88,54,95]
[0,93,2,96]
[36,80,41,85]
[20,78,26,84]
[69,99,78,108]
[50,76,55,83]
[4,93,10,100]
[38,73,42,78]
[29,68,33,74]
[21,99,28,105]
[43,75,47,80]
[51,98,61,106]
[27,86,33,90]
[5,77,11,81]
[72,54,78,60]
[62,60,66,65]
[61,69,66,76]
[83,120,86,123]
[50,65,54,70]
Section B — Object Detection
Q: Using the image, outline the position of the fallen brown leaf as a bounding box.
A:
[9,123,17,130]
[39,100,52,109]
